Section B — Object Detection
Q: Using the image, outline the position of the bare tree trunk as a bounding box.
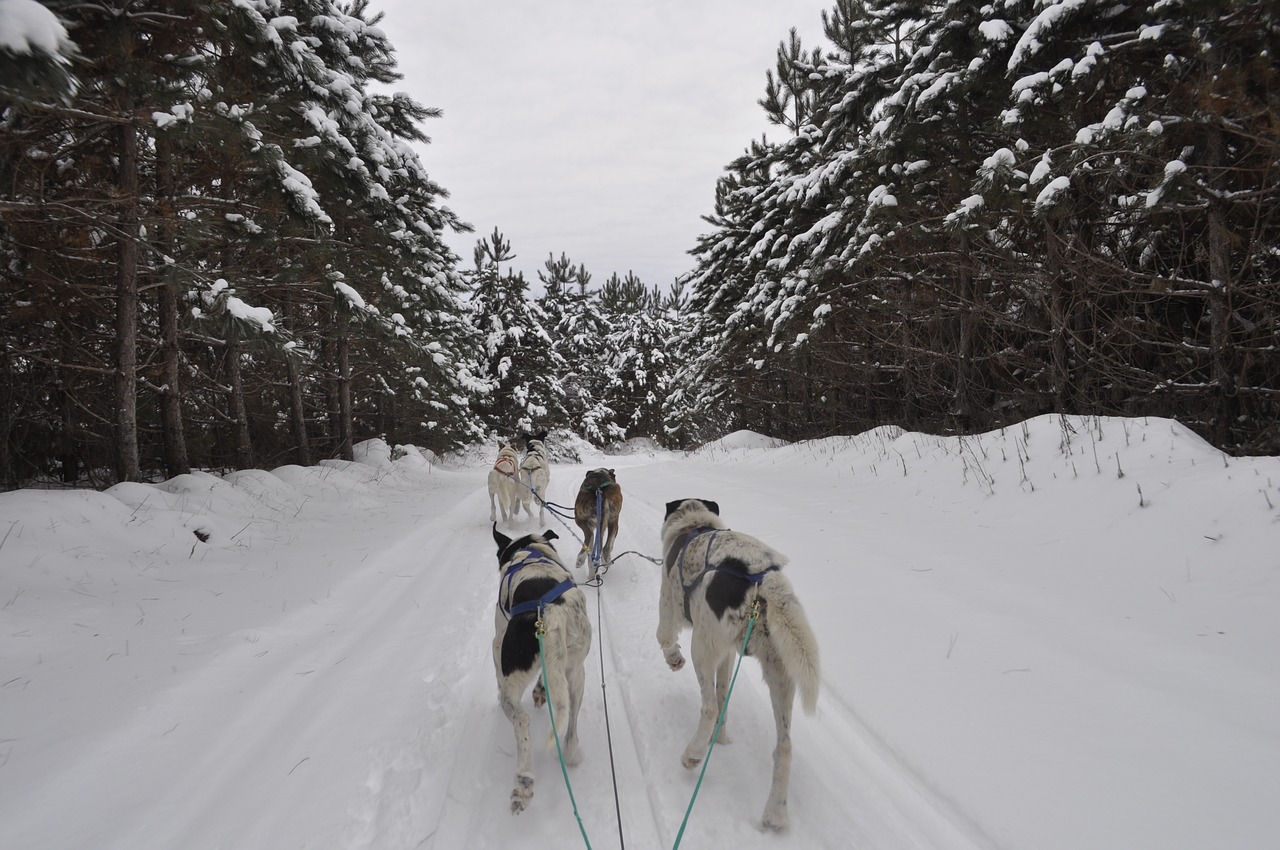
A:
[114,98,141,482]
[281,290,312,466]
[1205,125,1237,445]
[336,304,353,461]
[155,133,190,477]
[224,340,253,469]
[1045,220,1074,412]
[953,234,977,423]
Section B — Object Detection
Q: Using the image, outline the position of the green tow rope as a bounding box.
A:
[671,598,762,850]
[537,619,594,849]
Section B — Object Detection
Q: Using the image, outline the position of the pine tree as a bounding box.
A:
[602,275,674,441]
[468,230,565,436]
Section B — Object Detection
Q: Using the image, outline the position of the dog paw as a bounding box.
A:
[664,650,685,671]
[574,550,587,570]
[680,752,703,770]
[510,774,534,814]
[761,806,789,832]
[716,728,732,745]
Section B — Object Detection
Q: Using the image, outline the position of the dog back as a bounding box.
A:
[575,468,621,520]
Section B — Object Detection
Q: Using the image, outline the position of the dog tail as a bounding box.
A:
[761,572,820,714]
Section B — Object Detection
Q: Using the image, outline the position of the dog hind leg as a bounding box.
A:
[602,517,618,564]
[759,651,796,831]
[562,653,586,766]
[574,519,591,571]
[498,686,535,814]
[681,631,728,769]
[713,652,733,745]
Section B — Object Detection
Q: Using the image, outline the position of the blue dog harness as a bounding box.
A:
[498,548,576,620]
[667,527,778,621]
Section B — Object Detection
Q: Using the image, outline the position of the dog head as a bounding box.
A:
[664,498,719,521]
[492,523,559,568]
[661,498,722,542]
[580,468,617,492]
[520,431,548,452]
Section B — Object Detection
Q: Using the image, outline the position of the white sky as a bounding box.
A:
[365,1,836,288]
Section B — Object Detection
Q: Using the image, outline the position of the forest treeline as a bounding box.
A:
[1,1,1277,490]
[680,0,1279,454]
[0,0,689,488]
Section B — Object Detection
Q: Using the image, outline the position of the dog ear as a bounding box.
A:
[608,468,616,478]
[702,499,720,515]
[544,529,558,541]
[536,430,548,443]
[664,499,685,519]
[493,523,512,551]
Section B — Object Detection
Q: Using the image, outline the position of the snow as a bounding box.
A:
[335,280,367,310]
[226,297,277,333]
[981,147,1016,173]
[946,194,986,227]
[1030,151,1054,186]
[1035,175,1071,211]
[2,417,1278,850]
[977,19,1014,44]
[0,0,70,57]
[1008,0,1089,71]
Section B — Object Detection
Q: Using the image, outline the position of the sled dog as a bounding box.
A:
[516,431,551,524]
[574,467,623,580]
[488,440,521,523]
[492,525,591,814]
[658,498,820,831]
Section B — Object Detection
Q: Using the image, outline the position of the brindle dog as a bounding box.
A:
[574,467,622,581]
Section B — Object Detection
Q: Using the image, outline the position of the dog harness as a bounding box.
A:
[667,527,778,621]
[493,455,517,476]
[498,547,576,620]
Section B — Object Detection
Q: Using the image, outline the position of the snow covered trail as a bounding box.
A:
[349,456,993,850]
[580,459,998,850]
[2,464,504,850]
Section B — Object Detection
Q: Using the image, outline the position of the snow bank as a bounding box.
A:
[691,429,790,456]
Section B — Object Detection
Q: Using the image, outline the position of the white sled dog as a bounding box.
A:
[516,430,551,525]
[488,440,522,523]
[658,498,820,832]
[492,525,591,814]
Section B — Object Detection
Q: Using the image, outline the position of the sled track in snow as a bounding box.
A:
[378,467,1006,850]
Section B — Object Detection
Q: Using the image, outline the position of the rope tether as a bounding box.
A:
[591,580,627,849]
[591,488,605,569]
[671,597,763,850]
[537,618,594,850]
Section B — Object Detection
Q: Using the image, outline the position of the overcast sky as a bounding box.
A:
[365,1,836,289]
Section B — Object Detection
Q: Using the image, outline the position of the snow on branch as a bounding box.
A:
[1008,0,1089,72]
[0,0,73,59]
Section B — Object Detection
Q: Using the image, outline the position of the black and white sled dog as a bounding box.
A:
[492,525,591,814]
[658,498,820,832]
[488,440,521,523]
[516,430,551,525]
